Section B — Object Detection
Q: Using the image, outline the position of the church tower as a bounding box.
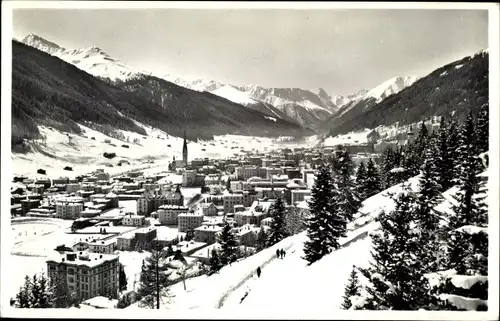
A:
[182,130,188,166]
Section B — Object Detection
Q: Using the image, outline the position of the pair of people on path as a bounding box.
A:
[276,248,286,259]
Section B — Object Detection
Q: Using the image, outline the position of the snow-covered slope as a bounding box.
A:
[123,175,422,316]
[211,85,260,106]
[12,120,317,179]
[22,34,140,81]
[335,76,419,118]
[366,76,419,103]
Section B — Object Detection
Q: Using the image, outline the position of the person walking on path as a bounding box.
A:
[276,249,280,259]
[256,266,261,278]
[281,249,286,258]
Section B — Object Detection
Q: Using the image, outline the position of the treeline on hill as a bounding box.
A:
[12,40,309,149]
[329,50,488,136]
[301,102,488,310]
[11,41,149,146]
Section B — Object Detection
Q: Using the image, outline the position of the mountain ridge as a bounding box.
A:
[11,40,310,148]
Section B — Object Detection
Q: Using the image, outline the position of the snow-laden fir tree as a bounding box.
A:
[449,111,486,231]
[256,225,268,252]
[413,144,444,271]
[217,220,239,266]
[403,121,430,177]
[341,266,362,310]
[445,119,460,183]
[15,274,54,308]
[285,206,307,236]
[355,161,368,200]
[330,147,361,222]
[432,117,455,191]
[380,146,404,188]
[364,158,382,199]
[476,102,489,154]
[208,248,223,275]
[137,248,173,309]
[302,163,348,265]
[266,197,289,246]
[357,189,437,310]
[427,113,489,311]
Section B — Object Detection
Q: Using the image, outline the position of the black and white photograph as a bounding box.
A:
[1,1,498,319]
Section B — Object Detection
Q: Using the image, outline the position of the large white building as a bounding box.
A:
[46,252,119,301]
[157,205,189,225]
[222,194,244,214]
[56,202,84,219]
[88,238,116,254]
[178,213,204,232]
[122,214,146,227]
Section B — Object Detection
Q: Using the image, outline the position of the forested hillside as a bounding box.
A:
[329,50,488,136]
[12,40,309,148]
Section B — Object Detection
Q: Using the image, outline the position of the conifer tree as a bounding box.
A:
[413,144,444,271]
[15,273,54,308]
[432,117,454,191]
[266,198,289,246]
[285,206,306,236]
[217,220,239,265]
[358,190,437,310]
[380,147,396,188]
[476,102,489,154]
[364,158,382,199]
[226,178,231,192]
[331,148,361,222]
[403,121,430,177]
[137,247,172,309]
[445,121,488,273]
[119,263,128,292]
[446,119,460,182]
[341,266,362,310]
[208,248,223,274]
[15,276,32,308]
[356,161,368,200]
[256,226,268,252]
[303,163,348,265]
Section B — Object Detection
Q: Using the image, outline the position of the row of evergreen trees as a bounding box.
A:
[341,107,489,310]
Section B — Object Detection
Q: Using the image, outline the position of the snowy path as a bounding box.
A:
[220,222,376,311]
[221,237,372,315]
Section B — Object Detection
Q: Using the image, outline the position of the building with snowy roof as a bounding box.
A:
[194,225,223,244]
[178,213,204,232]
[46,251,119,301]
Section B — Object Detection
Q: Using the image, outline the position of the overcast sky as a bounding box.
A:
[13,8,488,96]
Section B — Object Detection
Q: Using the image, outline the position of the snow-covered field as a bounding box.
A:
[324,117,441,147]
[12,122,319,180]
[7,218,74,299]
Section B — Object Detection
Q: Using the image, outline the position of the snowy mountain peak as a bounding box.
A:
[21,33,140,82]
[317,88,332,100]
[21,33,62,54]
[366,76,419,103]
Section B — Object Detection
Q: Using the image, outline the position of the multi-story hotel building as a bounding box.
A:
[46,252,119,301]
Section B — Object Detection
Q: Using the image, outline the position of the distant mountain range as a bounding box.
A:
[20,34,417,131]
[11,39,310,148]
[15,33,487,147]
